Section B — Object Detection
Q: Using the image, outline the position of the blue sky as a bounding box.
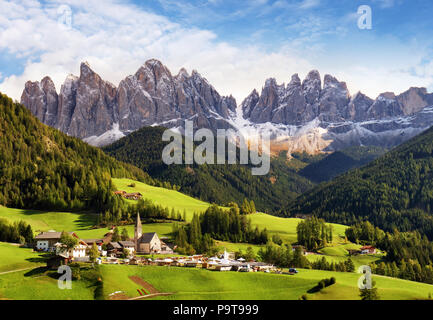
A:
[0,0,432,103]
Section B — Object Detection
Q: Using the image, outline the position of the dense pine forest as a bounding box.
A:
[286,126,433,238]
[102,126,314,213]
[0,93,151,213]
[300,146,386,183]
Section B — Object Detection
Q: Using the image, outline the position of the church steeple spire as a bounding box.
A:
[134,213,142,251]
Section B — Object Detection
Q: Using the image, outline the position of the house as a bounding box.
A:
[134,213,165,254]
[360,246,377,255]
[107,242,122,256]
[55,239,88,259]
[114,190,126,196]
[124,192,143,200]
[35,231,78,252]
[119,241,135,256]
[83,239,104,251]
[292,245,306,255]
[160,240,174,254]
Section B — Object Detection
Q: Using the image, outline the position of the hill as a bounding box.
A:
[102,126,314,213]
[300,146,386,183]
[0,92,149,213]
[99,265,433,300]
[112,178,213,222]
[287,126,433,238]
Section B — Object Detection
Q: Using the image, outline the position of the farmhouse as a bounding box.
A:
[35,231,78,252]
[107,242,122,256]
[119,241,135,256]
[55,240,88,259]
[360,246,377,255]
[83,239,104,251]
[114,190,143,200]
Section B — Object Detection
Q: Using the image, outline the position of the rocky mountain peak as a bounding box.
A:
[288,74,301,87]
[20,59,237,146]
[176,67,190,79]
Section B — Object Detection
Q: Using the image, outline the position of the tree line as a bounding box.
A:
[0,93,154,216]
[346,221,433,284]
[0,218,34,245]
[172,204,268,255]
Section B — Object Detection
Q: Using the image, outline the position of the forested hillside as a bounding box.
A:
[286,126,433,238]
[300,146,386,183]
[103,126,314,213]
[0,93,151,213]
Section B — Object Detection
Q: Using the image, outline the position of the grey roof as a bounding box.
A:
[83,239,103,244]
[139,233,158,243]
[109,242,122,249]
[35,232,73,240]
[119,241,135,247]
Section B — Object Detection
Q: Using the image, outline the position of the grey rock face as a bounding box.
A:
[21,59,237,145]
[241,70,433,126]
[21,77,58,127]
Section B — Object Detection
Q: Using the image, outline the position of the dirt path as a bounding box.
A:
[129,275,160,294]
[128,292,174,300]
[0,267,34,276]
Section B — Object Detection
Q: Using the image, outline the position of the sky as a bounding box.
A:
[0,0,432,104]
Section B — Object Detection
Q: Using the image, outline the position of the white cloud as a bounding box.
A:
[0,0,431,107]
[0,0,314,103]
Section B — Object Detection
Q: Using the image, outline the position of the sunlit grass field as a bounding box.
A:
[100,264,433,301]
[112,178,215,222]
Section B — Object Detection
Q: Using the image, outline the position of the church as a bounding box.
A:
[134,213,174,255]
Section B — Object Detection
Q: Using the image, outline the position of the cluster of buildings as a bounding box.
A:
[104,250,276,273]
[34,213,276,273]
[34,213,174,265]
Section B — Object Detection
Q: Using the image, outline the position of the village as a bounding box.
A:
[34,213,281,274]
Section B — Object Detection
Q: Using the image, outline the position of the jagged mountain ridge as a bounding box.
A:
[239,71,433,154]
[21,60,433,152]
[21,59,237,146]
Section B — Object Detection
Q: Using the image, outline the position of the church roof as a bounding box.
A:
[139,232,157,243]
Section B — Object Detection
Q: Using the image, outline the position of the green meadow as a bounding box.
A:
[112,178,214,222]
[0,206,173,240]
[0,268,95,300]
[0,242,45,273]
[249,213,348,244]
[99,265,433,300]
[0,205,97,234]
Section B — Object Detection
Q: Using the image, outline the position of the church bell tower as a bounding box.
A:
[134,213,142,251]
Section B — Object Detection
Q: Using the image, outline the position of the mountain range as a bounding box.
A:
[21,59,433,155]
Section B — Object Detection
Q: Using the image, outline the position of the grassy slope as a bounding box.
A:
[0,205,97,234]
[112,178,214,222]
[100,265,433,300]
[249,213,348,244]
[0,269,94,300]
[0,242,45,273]
[0,205,173,240]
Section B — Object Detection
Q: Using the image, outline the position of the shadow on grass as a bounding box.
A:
[25,253,51,264]
[24,267,49,277]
